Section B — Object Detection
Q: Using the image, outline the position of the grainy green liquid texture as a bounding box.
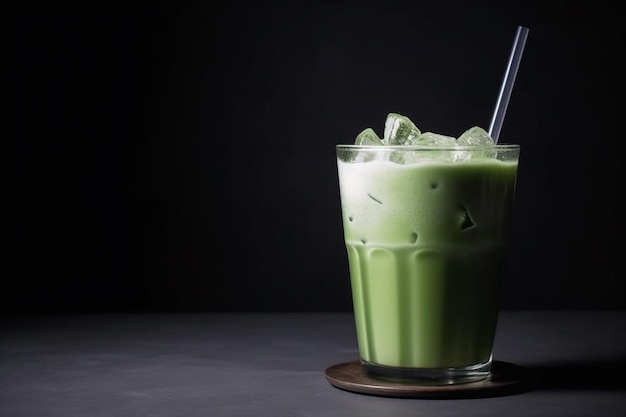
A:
[337,157,518,369]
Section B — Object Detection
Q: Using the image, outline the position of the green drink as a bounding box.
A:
[336,114,520,384]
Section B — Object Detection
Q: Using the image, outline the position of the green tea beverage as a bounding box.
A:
[336,114,520,384]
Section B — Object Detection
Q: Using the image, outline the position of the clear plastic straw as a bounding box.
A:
[489,26,529,143]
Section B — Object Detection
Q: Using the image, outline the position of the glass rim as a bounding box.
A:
[336,143,520,151]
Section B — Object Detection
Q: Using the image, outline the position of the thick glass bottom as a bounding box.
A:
[361,357,492,386]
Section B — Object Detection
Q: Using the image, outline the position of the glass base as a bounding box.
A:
[361,358,492,386]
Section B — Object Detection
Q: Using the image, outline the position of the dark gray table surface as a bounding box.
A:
[1,311,625,417]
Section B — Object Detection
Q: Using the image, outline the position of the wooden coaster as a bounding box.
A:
[325,360,530,399]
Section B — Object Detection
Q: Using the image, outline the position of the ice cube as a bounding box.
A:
[354,128,383,146]
[456,126,494,146]
[454,126,496,160]
[383,113,421,145]
[388,132,455,164]
[415,132,457,146]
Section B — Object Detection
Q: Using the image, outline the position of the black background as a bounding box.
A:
[9,0,624,313]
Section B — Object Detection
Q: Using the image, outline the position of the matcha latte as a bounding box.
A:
[336,113,520,384]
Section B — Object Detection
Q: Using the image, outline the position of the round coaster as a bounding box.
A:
[325,360,530,399]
